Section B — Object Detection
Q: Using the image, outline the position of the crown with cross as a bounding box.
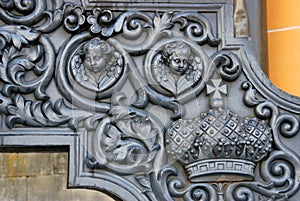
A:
[165,79,273,182]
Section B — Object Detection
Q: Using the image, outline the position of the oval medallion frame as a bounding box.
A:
[56,32,128,112]
[144,37,211,103]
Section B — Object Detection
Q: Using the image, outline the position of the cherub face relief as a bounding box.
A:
[83,46,107,73]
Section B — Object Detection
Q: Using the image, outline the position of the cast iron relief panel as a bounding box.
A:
[0,0,300,200]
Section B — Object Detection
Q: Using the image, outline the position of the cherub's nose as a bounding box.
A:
[91,59,96,66]
[179,60,184,67]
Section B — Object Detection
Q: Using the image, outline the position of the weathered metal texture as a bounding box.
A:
[0,0,299,200]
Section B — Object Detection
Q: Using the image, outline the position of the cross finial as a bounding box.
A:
[206,79,227,108]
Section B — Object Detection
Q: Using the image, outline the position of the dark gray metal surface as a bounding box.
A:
[0,0,299,200]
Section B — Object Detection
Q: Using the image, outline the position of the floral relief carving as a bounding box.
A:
[0,1,299,201]
[0,25,54,100]
[87,93,165,174]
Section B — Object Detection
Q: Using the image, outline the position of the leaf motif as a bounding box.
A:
[153,54,165,82]
[159,73,177,94]
[83,114,106,131]
[1,49,9,65]
[36,10,63,32]
[11,35,23,50]
[6,115,24,128]
[90,24,102,33]
[17,59,35,70]
[42,102,71,126]
[153,12,173,31]
[153,13,161,29]
[161,12,171,23]
[98,74,117,92]
[146,145,159,162]
[116,120,134,136]
[113,15,126,32]
[242,82,263,107]
[19,35,28,45]
[31,101,47,125]
[160,12,173,30]
[172,16,188,28]
[131,117,152,137]
[0,51,9,82]
[193,69,202,83]
[5,95,90,128]
[75,8,85,25]
[136,176,151,190]
[101,27,114,37]
[104,124,121,149]
[177,76,193,94]
[68,116,86,130]
[0,32,11,43]
[109,106,133,121]
[7,105,18,114]
[113,145,128,161]
[14,94,25,109]
[87,15,97,25]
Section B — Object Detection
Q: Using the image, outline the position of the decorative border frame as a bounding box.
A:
[0,0,299,200]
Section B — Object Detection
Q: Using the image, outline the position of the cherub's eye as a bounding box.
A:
[94,56,100,61]
[85,57,91,63]
[175,59,181,64]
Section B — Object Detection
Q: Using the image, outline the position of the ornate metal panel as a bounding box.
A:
[0,0,299,200]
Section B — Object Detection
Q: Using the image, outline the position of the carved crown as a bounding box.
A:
[165,79,273,182]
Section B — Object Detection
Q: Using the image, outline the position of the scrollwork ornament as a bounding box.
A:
[0,25,55,100]
[5,94,95,129]
[87,9,160,52]
[0,2,299,201]
[85,10,220,53]
[88,93,166,175]
[0,0,86,33]
[86,8,153,39]
[34,2,86,33]
[168,178,218,201]
[211,51,242,81]
[172,12,220,46]
[115,11,173,52]
[0,0,46,25]
[239,81,300,200]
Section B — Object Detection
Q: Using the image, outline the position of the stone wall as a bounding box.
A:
[0,152,114,201]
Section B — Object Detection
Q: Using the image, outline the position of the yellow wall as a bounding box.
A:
[267,0,300,96]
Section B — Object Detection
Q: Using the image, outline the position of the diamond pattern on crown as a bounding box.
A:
[165,79,273,182]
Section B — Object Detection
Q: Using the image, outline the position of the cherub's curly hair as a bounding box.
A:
[162,41,191,62]
[83,38,112,54]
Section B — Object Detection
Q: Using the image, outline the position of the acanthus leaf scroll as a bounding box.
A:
[87,93,165,175]
[0,25,54,100]
[0,1,299,201]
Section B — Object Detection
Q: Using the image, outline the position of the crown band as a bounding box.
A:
[185,158,255,182]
